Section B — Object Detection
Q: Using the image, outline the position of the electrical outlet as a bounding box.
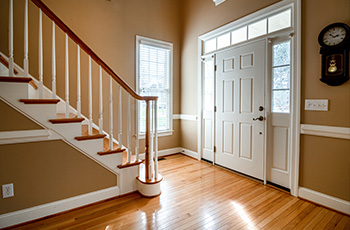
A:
[2,183,14,198]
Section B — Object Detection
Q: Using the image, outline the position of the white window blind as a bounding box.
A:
[137,37,172,133]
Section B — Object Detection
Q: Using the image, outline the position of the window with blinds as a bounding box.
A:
[136,36,173,134]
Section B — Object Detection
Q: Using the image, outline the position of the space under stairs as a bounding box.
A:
[0,0,162,197]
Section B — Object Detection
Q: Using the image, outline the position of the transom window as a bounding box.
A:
[136,36,173,134]
[204,8,292,53]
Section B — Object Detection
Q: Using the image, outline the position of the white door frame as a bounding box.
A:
[197,0,301,196]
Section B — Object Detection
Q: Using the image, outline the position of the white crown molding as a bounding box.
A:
[0,186,120,228]
[300,124,350,140]
[299,187,350,215]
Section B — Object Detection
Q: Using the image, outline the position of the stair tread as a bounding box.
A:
[97,148,126,156]
[0,76,32,83]
[118,159,143,169]
[20,99,60,104]
[75,133,106,141]
[49,117,85,124]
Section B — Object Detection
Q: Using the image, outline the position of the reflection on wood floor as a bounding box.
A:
[11,154,350,229]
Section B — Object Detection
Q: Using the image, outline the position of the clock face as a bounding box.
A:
[323,26,346,46]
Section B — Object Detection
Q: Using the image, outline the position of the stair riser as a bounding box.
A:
[49,123,82,139]
[120,166,139,195]
[21,104,57,121]
[71,139,104,155]
[95,153,123,170]
[0,82,29,100]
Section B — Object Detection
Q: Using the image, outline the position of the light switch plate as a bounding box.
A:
[305,99,328,111]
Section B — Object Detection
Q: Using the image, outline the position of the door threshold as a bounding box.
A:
[214,163,263,184]
[267,181,290,193]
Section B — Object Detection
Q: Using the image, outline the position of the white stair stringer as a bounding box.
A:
[0,77,138,196]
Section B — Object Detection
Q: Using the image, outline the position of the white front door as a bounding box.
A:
[215,40,266,180]
[202,55,215,162]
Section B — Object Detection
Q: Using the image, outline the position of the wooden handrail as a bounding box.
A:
[31,0,157,102]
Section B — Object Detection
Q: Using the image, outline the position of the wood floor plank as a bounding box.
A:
[7,154,350,230]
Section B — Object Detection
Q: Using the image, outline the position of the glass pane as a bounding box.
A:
[217,33,231,49]
[272,90,290,113]
[205,38,217,53]
[273,66,290,90]
[273,41,290,66]
[204,59,214,110]
[231,27,247,45]
[248,19,267,39]
[268,9,291,33]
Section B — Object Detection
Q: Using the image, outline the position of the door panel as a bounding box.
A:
[216,40,265,180]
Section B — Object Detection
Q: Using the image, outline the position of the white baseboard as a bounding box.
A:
[0,186,120,228]
[139,147,199,160]
[181,148,199,159]
[139,147,183,160]
[298,187,350,215]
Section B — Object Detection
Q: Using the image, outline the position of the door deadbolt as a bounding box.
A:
[253,116,264,121]
[259,106,264,111]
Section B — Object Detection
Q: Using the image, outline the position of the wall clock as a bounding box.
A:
[318,22,350,86]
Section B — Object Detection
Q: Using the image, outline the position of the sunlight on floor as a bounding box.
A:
[231,201,257,230]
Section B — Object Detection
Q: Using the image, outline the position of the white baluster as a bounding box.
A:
[127,95,131,163]
[24,0,29,77]
[154,100,159,180]
[109,77,113,150]
[99,66,103,134]
[39,9,43,98]
[135,99,139,161]
[8,0,14,77]
[52,22,56,99]
[77,45,81,117]
[88,56,93,135]
[118,85,123,149]
[65,34,69,117]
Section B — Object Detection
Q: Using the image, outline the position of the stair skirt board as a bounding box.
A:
[0,186,120,229]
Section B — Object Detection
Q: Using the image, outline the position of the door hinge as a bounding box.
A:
[214,146,216,152]
[214,106,217,112]
[214,65,217,71]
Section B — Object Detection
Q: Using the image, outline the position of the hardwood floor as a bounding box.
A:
[9,154,350,230]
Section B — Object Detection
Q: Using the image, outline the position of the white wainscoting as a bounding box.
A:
[299,187,350,215]
[0,186,120,229]
[300,124,350,140]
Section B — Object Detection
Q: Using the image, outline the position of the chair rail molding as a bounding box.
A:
[300,124,350,140]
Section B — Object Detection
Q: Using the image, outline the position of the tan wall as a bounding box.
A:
[0,0,181,151]
[299,0,350,201]
[300,135,350,201]
[0,100,43,131]
[0,140,117,214]
[180,0,280,151]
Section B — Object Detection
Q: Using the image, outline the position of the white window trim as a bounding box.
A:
[135,35,174,136]
[197,0,301,197]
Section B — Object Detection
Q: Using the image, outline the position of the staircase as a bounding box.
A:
[0,0,162,202]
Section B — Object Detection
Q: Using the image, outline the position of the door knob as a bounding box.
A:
[253,116,264,121]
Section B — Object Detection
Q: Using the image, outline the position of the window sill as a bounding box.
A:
[137,130,174,140]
